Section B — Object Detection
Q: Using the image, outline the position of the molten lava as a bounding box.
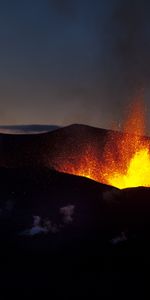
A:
[56,99,150,189]
[103,99,150,189]
[108,148,150,189]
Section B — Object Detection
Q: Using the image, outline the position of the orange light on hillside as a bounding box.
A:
[103,98,150,189]
[108,148,150,189]
[55,98,150,189]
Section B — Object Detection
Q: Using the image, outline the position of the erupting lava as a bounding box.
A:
[108,148,150,189]
[103,100,150,189]
[57,99,150,189]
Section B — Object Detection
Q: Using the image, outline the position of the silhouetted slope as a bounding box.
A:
[0,123,149,171]
[0,124,122,168]
[0,166,150,291]
[0,127,150,292]
[0,166,150,251]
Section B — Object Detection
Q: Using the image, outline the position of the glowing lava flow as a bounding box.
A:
[103,99,150,189]
[108,148,150,189]
[56,99,150,189]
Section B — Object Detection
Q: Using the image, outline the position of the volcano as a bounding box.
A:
[1,101,150,190]
[1,126,150,189]
[0,119,150,293]
[48,100,150,189]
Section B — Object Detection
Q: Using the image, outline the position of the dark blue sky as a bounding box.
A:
[0,0,150,129]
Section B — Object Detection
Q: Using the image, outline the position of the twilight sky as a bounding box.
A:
[0,0,150,129]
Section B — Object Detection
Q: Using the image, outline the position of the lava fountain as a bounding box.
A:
[56,99,150,189]
[104,99,150,189]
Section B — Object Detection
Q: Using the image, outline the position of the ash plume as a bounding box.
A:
[48,0,150,128]
[111,0,148,93]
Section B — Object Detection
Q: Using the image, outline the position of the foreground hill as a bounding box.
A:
[0,166,150,292]
[1,125,150,293]
[0,165,150,251]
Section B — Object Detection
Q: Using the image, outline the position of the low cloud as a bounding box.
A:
[60,205,75,224]
[111,231,127,245]
[20,204,75,237]
[20,215,58,236]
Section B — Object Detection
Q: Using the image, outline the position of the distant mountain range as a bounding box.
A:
[0,124,60,134]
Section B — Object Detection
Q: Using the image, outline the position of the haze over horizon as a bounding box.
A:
[1,0,150,131]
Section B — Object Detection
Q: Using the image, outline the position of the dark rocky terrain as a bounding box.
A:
[0,125,150,296]
[0,166,149,296]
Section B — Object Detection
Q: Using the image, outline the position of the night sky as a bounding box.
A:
[0,0,150,130]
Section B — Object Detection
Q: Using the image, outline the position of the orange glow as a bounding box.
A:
[108,148,150,189]
[56,98,150,189]
[102,99,150,189]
